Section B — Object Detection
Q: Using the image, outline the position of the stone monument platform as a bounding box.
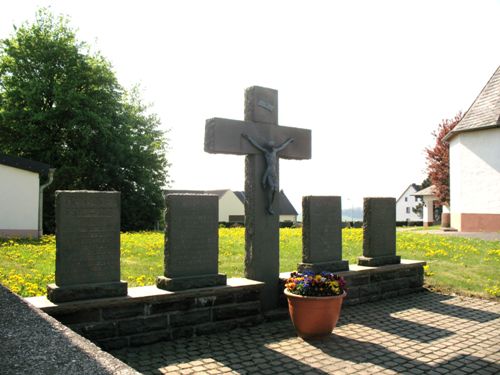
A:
[27,278,264,351]
[281,259,426,307]
[27,259,425,351]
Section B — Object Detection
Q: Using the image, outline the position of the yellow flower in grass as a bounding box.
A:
[423,265,434,276]
[485,284,500,297]
[135,275,147,286]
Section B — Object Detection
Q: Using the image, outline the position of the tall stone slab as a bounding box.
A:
[298,196,349,273]
[156,194,226,291]
[47,191,127,302]
[358,197,401,266]
[204,86,311,310]
[244,87,280,310]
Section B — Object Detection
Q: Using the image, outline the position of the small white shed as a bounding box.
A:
[0,155,52,238]
[412,185,438,227]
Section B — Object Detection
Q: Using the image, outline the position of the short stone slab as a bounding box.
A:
[298,260,349,273]
[156,274,227,292]
[157,194,226,291]
[358,254,401,267]
[298,196,348,273]
[48,191,127,302]
[358,197,401,267]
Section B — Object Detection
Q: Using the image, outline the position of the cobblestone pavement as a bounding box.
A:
[110,292,500,374]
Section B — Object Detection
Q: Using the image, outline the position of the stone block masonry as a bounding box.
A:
[27,262,424,352]
[281,259,426,307]
[27,278,264,351]
[340,260,425,304]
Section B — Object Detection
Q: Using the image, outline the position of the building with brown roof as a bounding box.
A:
[164,189,298,224]
[444,66,500,231]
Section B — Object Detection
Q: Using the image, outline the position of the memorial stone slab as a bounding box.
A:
[156,194,226,291]
[47,191,127,302]
[358,197,401,266]
[204,86,311,310]
[298,196,349,273]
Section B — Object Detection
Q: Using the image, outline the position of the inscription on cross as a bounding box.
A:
[205,86,311,310]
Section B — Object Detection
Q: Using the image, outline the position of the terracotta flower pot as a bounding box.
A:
[284,289,346,339]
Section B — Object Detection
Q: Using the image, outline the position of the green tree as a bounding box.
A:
[0,9,169,231]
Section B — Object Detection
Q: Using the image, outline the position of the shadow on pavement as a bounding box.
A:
[337,291,499,343]
[312,335,500,374]
[112,292,500,374]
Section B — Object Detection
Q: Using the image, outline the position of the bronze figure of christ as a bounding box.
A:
[242,133,294,215]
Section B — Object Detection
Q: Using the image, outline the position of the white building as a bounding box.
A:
[0,155,51,238]
[234,190,298,224]
[443,66,500,231]
[395,184,422,222]
[165,189,243,222]
[164,189,298,224]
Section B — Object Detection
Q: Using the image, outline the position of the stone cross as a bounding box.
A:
[205,86,311,310]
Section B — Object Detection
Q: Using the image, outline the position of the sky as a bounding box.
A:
[1,0,499,214]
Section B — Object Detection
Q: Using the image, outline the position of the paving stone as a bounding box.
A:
[109,292,500,375]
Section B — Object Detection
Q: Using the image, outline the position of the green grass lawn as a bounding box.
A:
[1,228,499,299]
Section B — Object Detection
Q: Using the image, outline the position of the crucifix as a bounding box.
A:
[204,86,311,310]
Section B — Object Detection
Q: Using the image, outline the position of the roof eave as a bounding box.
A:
[443,123,500,142]
[0,154,51,176]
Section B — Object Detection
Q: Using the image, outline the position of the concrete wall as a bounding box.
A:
[396,185,422,222]
[218,191,244,222]
[449,128,500,231]
[0,164,39,237]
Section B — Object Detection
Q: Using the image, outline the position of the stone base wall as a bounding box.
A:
[26,262,425,351]
[280,260,425,306]
[26,278,264,351]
